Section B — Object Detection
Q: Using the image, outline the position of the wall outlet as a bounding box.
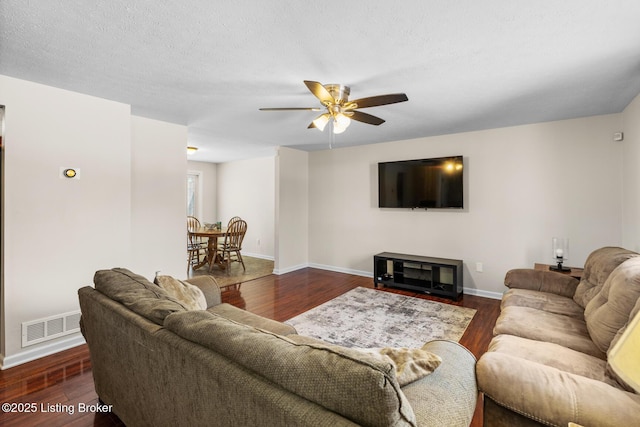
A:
[475,262,484,273]
[256,238,261,246]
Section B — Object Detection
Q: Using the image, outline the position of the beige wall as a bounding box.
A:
[275,147,309,273]
[131,116,188,279]
[0,75,187,368]
[622,93,640,252]
[216,156,275,259]
[308,114,625,297]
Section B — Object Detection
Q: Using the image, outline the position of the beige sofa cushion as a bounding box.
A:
[487,334,622,388]
[501,288,584,319]
[493,305,605,358]
[477,351,640,427]
[94,268,187,325]
[573,247,638,309]
[165,310,417,427]
[584,257,640,353]
[504,269,579,298]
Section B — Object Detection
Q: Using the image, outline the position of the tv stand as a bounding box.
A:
[374,252,463,300]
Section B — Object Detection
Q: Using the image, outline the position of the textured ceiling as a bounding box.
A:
[2,1,640,162]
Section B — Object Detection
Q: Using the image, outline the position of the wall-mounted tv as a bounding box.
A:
[378,156,464,209]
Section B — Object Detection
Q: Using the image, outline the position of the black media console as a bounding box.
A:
[373,252,463,300]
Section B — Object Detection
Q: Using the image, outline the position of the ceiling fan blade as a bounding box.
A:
[304,80,335,104]
[259,107,322,111]
[349,111,386,126]
[350,93,408,109]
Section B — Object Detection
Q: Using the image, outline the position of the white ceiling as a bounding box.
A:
[2,1,640,162]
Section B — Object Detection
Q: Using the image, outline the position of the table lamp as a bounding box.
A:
[550,237,571,272]
[608,309,640,393]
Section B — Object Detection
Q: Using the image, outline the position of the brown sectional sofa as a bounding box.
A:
[476,247,640,426]
[79,268,478,427]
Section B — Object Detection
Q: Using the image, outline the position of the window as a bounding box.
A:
[186,171,202,218]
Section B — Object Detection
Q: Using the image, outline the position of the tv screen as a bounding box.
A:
[378,156,464,209]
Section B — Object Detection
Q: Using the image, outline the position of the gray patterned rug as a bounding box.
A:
[285,287,476,349]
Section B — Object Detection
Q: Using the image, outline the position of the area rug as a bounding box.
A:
[190,255,274,288]
[285,287,476,349]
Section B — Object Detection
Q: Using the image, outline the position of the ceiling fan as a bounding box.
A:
[259,80,408,134]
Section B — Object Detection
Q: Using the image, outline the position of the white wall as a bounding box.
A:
[0,75,131,365]
[308,114,624,296]
[622,93,640,252]
[275,147,309,273]
[131,116,188,278]
[0,75,187,368]
[187,160,217,223]
[217,156,275,259]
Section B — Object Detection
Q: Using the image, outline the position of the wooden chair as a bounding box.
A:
[218,219,247,274]
[187,216,206,271]
[218,216,242,251]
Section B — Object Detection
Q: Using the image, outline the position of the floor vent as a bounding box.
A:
[22,310,82,347]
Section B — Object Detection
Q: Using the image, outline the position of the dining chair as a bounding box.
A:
[218,216,242,251]
[218,219,247,274]
[187,216,206,271]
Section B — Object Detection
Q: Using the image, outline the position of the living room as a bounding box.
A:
[4,73,640,397]
[189,107,640,294]
[2,2,640,425]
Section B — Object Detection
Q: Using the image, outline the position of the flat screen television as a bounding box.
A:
[378,156,464,209]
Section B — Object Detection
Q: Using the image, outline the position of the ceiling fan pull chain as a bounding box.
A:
[330,122,335,149]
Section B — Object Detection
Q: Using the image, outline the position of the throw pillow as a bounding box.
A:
[359,345,442,386]
[380,346,442,386]
[154,275,207,310]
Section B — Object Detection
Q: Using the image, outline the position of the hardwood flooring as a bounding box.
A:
[0,268,501,427]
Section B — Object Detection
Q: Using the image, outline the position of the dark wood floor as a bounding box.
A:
[0,268,501,427]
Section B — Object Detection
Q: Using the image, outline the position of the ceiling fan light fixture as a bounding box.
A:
[332,121,347,134]
[312,114,330,131]
[260,80,408,138]
[334,113,351,129]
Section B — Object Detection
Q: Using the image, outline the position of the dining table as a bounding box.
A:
[188,226,228,271]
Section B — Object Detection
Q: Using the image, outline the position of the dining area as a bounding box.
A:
[187,216,248,275]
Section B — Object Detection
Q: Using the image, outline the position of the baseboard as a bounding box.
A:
[242,252,274,261]
[272,261,372,277]
[0,334,86,370]
[462,287,504,300]
[294,262,504,300]
[307,262,372,278]
[273,263,309,275]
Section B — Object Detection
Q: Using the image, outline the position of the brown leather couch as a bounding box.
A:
[476,247,640,426]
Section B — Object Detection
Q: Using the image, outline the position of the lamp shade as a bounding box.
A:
[608,309,640,393]
[552,237,569,261]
